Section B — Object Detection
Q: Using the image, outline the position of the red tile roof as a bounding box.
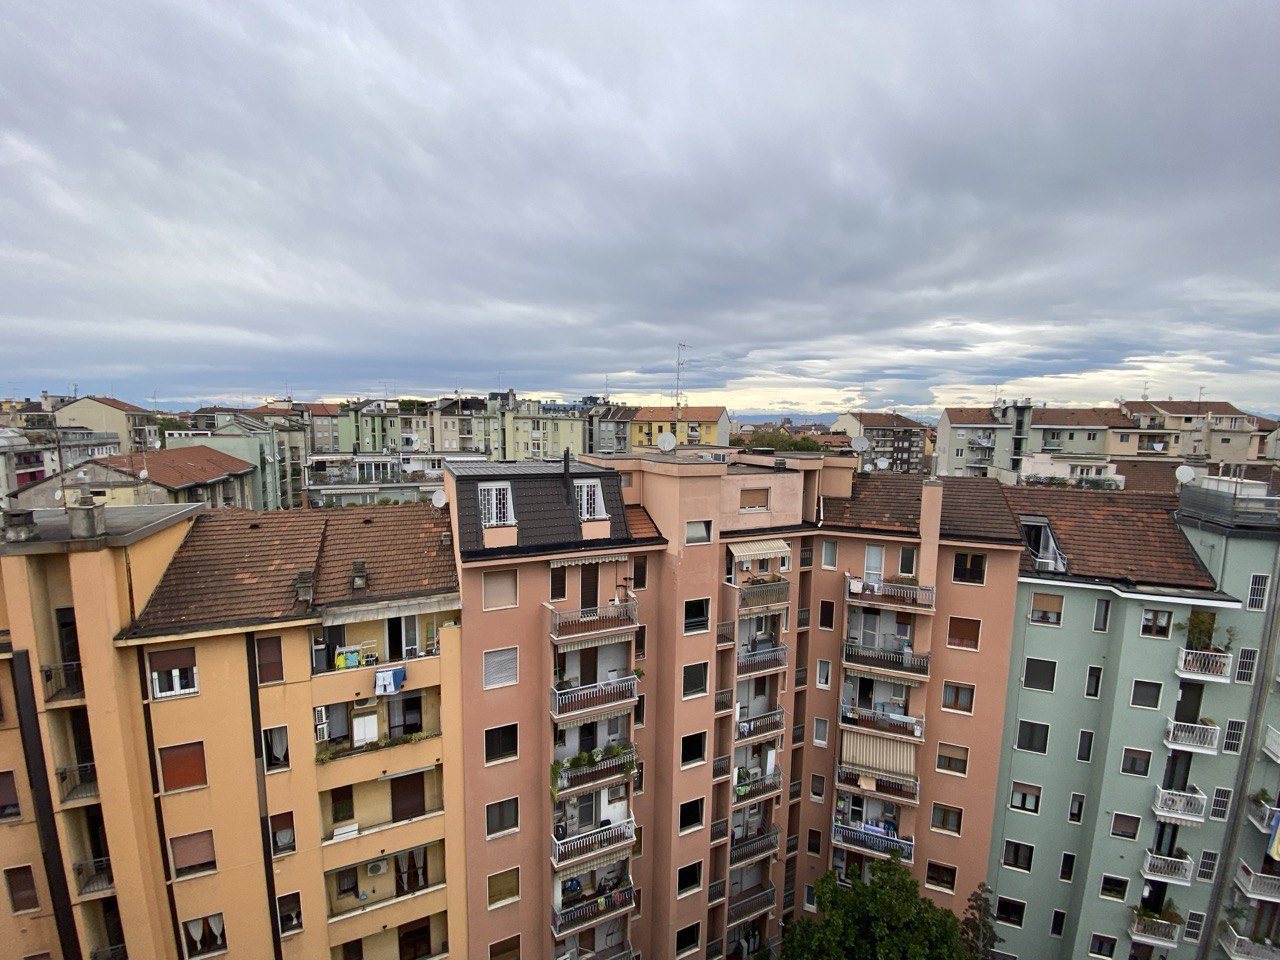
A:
[624,504,661,540]
[302,402,343,417]
[81,396,151,414]
[97,446,254,490]
[1110,460,1181,493]
[633,406,726,423]
[1030,408,1136,428]
[1129,400,1249,417]
[821,474,1021,543]
[943,407,1003,426]
[130,504,458,637]
[844,411,928,430]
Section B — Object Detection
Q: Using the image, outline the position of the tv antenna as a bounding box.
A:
[675,341,690,424]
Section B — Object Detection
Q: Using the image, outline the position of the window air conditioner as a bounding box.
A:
[353,697,377,710]
[366,859,389,877]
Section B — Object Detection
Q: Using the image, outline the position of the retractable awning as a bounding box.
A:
[552,630,637,653]
[728,539,791,563]
[551,553,629,568]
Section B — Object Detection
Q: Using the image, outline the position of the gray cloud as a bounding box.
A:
[1,1,1278,414]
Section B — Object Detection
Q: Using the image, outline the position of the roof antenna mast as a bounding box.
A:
[675,341,689,427]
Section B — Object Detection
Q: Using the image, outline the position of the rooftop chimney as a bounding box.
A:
[2,508,39,544]
[67,487,106,540]
[295,570,314,605]
[352,559,368,591]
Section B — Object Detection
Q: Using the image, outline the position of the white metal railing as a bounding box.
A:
[549,600,638,638]
[1250,798,1280,833]
[842,640,930,676]
[1237,859,1280,901]
[556,743,636,791]
[737,576,791,609]
[735,708,785,741]
[550,675,638,717]
[1130,914,1181,946]
[832,822,914,860]
[1153,784,1208,821]
[550,817,636,865]
[1220,924,1280,959]
[1142,850,1194,884]
[1164,718,1220,752]
[835,763,920,803]
[1265,726,1280,762]
[732,771,783,805]
[737,644,789,675]
[846,577,936,610]
[840,704,925,739]
[550,882,635,934]
[1176,647,1233,680]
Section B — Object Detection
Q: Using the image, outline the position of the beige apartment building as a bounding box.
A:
[54,398,158,455]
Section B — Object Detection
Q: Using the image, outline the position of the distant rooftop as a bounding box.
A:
[1,504,202,554]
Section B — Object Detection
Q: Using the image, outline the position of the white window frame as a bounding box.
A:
[821,539,837,570]
[1236,648,1258,684]
[1085,665,1103,699]
[995,896,1026,929]
[1015,720,1049,755]
[1077,730,1094,763]
[815,658,832,689]
[479,482,514,527]
[1001,839,1034,873]
[1210,787,1232,821]
[675,861,703,899]
[1009,781,1041,815]
[812,717,829,747]
[1224,719,1246,754]
[1092,598,1111,632]
[1109,811,1141,841]
[1098,874,1128,902]
[1197,849,1219,882]
[150,656,199,700]
[1130,679,1162,710]
[574,479,608,520]
[1248,573,1270,611]
[482,647,519,690]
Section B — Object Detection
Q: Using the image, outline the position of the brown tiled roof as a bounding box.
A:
[1002,487,1215,590]
[813,435,853,447]
[624,504,661,540]
[83,396,151,414]
[245,404,297,416]
[97,446,254,491]
[1030,408,1136,428]
[1111,460,1181,493]
[1128,400,1249,417]
[130,504,457,637]
[632,406,726,423]
[1254,415,1278,433]
[821,474,1021,543]
[302,402,343,417]
[845,411,928,430]
[943,407,1002,426]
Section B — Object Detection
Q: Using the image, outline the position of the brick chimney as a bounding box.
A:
[918,479,942,587]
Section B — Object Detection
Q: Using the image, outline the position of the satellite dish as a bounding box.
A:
[849,436,871,453]
[54,489,63,501]
[875,457,890,470]
[139,468,149,480]
[151,439,162,449]
[657,433,677,453]
[430,490,447,509]
[1175,465,1196,485]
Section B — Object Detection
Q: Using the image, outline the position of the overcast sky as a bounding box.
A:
[2,3,1278,416]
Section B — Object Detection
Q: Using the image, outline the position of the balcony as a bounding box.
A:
[550,882,635,936]
[727,884,776,925]
[550,817,636,869]
[716,621,736,648]
[41,661,85,703]
[1250,798,1280,834]
[794,666,808,687]
[800,546,813,568]
[730,825,780,866]
[550,675,638,721]
[1221,925,1280,960]
[734,708,786,743]
[73,857,114,896]
[549,601,639,641]
[732,771,783,806]
[713,755,731,780]
[1175,647,1233,682]
[711,818,728,843]
[1180,485,1280,530]
[836,763,920,805]
[56,763,99,803]
[715,688,733,713]
[1152,785,1208,825]
[832,822,914,861]
[846,577,935,613]
[708,878,726,904]
[734,575,791,611]
[737,642,788,677]
[1164,718,1220,754]
[556,743,637,795]
[1237,860,1280,902]
[842,640,930,680]
[789,779,801,802]
[1141,850,1194,886]
[839,704,924,741]
[1266,726,1280,763]
[1129,914,1182,948]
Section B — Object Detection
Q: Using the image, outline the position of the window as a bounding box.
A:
[484,724,518,763]
[550,566,567,601]
[1077,730,1094,763]
[486,797,519,837]
[1141,608,1172,637]
[816,659,832,689]
[953,552,986,584]
[925,861,957,892]
[159,742,207,792]
[0,772,19,820]
[1060,852,1076,881]
[1010,782,1041,814]
[574,479,607,520]
[936,743,969,776]
[276,892,302,935]
[1184,911,1206,943]
[487,867,520,907]
[1237,648,1259,684]
[330,785,355,824]
[1085,665,1102,698]
[1198,850,1219,881]
[1110,813,1140,840]
[995,897,1025,927]
[804,883,818,909]
[1068,793,1085,823]
[683,598,710,633]
[262,726,289,771]
[899,546,917,576]
[1093,598,1111,632]
[1248,573,1271,611]
[482,569,518,610]
[931,803,963,834]
[675,922,701,956]
[270,812,295,856]
[685,520,712,545]
[1089,934,1117,958]
[1051,909,1066,937]
[1210,787,1232,820]
[942,682,975,713]
[479,482,513,526]
[483,647,519,689]
[1023,658,1056,691]
[947,617,981,650]
[1099,875,1128,901]
[813,717,829,747]
[821,540,837,569]
[810,774,825,800]
[1016,720,1049,754]
[818,600,835,630]
[676,862,702,897]
[1002,840,1033,871]
[680,732,707,767]
[255,637,283,685]
[149,646,198,699]
[682,663,708,698]
[807,829,823,855]
[678,798,705,833]
[634,693,645,727]
[489,935,520,960]
[740,488,770,511]
[5,866,37,913]
[632,555,648,590]
[180,914,227,957]
[1225,719,1246,753]
[1030,593,1063,625]
[1130,680,1161,709]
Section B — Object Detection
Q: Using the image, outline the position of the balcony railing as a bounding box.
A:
[846,577,935,611]
[832,822,914,861]
[1237,860,1280,902]
[1180,485,1280,530]
[735,708,785,742]
[733,771,783,806]
[1221,924,1280,959]
[551,817,636,867]
[550,882,635,935]
[550,601,638,640]
[1164,718,1220,753]
[1130,914,1182,947]
[707,939,724,959]
[1141,850,1194,885]
[737,576,790,610]
[799,546,813,568]
[1152,784,1207,823]
[89,947,128,960]
[1250,798,1280,834]
[711,818,728,842]
[550,675,638,719]
[737,644,788,676]
[786,833,798,854]
[717,621,736,648]
[1265,726,1280,763]
[789,779,801,802]
[842,641,930,678]
[73,857,114,895]
[797,607,810,629]
[41,661,85,702]
[312,636,440,675]
[708,879,726,903]
[836,763,920,804]
[713,755,731,780]
[727,884,776,925]
[839,704,924,740]
[715,688,733,713]
[56,762,99,803]
[794,666,808,687]
[792,723,804,745]
[1176,647,1233,682]
[730,826,780,866]
[556,743,637,793]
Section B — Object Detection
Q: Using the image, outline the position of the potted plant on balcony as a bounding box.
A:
[884,574,918,587]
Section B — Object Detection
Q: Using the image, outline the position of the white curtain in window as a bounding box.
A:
[208,914,224,942]
[267,728,289,763]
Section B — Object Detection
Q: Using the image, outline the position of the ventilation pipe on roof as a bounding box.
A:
[352,559,368,590]
[295,570,314,604]
[2,508,38,543]
[67,486,106,539]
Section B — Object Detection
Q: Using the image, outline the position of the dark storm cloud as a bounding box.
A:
[1,2,1277,414]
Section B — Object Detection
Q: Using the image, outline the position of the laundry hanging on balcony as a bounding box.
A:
[375,666,407,696]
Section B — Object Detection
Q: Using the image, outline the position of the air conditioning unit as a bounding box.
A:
[353,697,377,710]
[314,722,329,743]
[313,706,327,725]
[366,859,389,876]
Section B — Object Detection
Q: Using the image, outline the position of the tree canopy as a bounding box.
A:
[729,430,824,451]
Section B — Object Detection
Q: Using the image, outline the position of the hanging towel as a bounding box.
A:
[375,667,407,696]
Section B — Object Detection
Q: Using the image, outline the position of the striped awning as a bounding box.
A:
[841,730,917,776]
[728,539,791,562]
[557,842,633,876]
[553,630,637,653]
[551,553,629,568]
[843,664,924,687]
[556,705,633,731]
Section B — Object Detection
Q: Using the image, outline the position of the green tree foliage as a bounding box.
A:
[154,416,188,447]
[730,430,824,452]
[958,882,1003,960]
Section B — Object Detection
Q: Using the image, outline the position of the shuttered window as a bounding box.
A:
[159,742,207,791]
[947,617,980,650]
[483,648,519,689]
[256,637,284,685]
[170,830,217,877]
[0,771,18,819]
[740,488,770,511]
[487,867,520,906]
[150,646,198,698]
[936,742,969,775]
[1030,593,1064,625]
[482,570,518,610]
[4,866,38,912]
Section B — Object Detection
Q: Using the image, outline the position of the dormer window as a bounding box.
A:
[479,482,514,527]
[575,479,608,521]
